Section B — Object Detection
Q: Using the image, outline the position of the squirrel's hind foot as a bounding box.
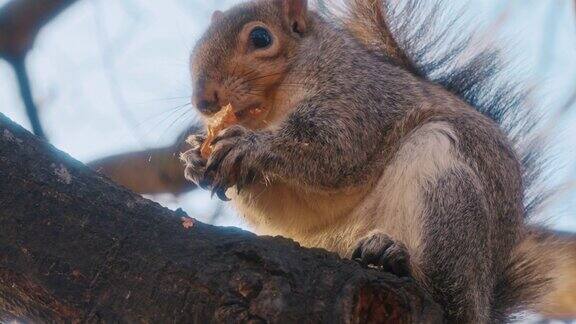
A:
[352,232,412,278]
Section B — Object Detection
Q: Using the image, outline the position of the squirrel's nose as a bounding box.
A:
[195,85,222,114]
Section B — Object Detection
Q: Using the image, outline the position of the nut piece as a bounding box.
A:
[201,104,238,159]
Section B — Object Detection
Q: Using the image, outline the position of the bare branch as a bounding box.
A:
[0,0,78,58]
[88,145,195,196]
[7,55,46,139]
[0,0,79,139]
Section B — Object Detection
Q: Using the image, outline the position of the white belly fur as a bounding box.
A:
[229,121,461,259]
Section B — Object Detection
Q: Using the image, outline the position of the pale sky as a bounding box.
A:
[0,0,575,231]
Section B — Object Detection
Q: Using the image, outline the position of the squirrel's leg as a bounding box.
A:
[420,167,494,323]
[349,120,495,323]
[354,166,494,323]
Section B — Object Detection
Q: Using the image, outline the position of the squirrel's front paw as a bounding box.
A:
[352,232,412,278]
[202,125,262,201]
[181,134,207,185]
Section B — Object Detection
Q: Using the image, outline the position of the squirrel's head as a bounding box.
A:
[190,0,310,128]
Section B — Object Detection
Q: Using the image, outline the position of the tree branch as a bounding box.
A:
[0,113,443,323]
[0,0,79,139]
[88,145,195,195]
[88,127,198,196]
[6,55,46,139]
[0,0,78,58]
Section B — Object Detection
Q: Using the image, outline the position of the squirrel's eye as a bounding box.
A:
[249,27,272,49]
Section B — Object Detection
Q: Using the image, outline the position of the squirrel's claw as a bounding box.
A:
[199,177,212,190]
[211,187,231,201]
[205,143,234,174]
[181,136,208,186]
[185,134,207,149]
[211,125,246,146]
[192,125,262,199]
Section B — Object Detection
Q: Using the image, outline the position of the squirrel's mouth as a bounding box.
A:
[234,105,267,121]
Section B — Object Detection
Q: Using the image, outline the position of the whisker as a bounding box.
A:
[143,102,192,129]
[239,71,286,86]
[131,96,191,105]
[245,91,264,96]
[156,109,195,141]
[138,103,190,126]
[239,69,258,80]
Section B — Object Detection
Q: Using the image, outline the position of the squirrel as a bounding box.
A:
[180,0,565,322]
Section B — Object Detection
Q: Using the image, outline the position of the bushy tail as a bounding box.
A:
[493,227,571,321]
[531,229,576,319]
[326,0,416,73]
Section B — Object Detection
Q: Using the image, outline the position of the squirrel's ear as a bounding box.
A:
[211,10,224,24]
[282,0,308,35]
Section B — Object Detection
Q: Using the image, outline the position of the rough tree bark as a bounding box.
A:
[0,114,443,322]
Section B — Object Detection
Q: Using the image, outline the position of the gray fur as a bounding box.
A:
[181,1,556,322]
